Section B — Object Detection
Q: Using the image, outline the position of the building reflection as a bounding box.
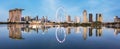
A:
[8,24,52,40]
[8,24,23,40]
[21,25,50,33]
[96,28,102,37]
[66,27,71,35]
[114,28,120,35]
[89,27,93,37]
[7,24,120,42]
[75,27,80,34]
[83,27,88,40]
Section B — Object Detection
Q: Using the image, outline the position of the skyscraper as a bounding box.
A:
[66,15,71,23]
[83,10,88,23]
[75,16,80,23]
[41,16,45,22]
[98,14,102,22]
[89,13,93,22]
[96,13,98,22]
[96,13,103,22]
[8,8,24,22]
[23,16,31,21]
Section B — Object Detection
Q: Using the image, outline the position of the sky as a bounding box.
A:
[0,0,120,22]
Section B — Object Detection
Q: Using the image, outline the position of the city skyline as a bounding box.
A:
[6,24,120,41]
[0,0,120,22]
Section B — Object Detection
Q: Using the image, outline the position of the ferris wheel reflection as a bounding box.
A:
[55,27,66,43]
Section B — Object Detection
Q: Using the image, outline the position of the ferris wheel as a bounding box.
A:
[56,7,67,23]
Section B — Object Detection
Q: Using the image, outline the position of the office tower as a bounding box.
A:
[96,13,103,22]
[45,16,48,22]
[8,8,24,22]
[83,10,88,23]
[98,14,103,22]
[33,16,39,21]
[41,16,45,22]
[77,16,80,23]
[24,16,31,21]
[96,14,98,22]
[66,15,71,23]
[75,16,80,23]
[89,13,93,22]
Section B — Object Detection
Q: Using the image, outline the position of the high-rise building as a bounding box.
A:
[66,15,71,23]
[89,13,93,22]
[96,13,103,22]
[24,16,31,21]
[83,10,88,23]
[8,8,24,22]
[96,14,98,22]
[98,14,102,22]
[41,16,45,22]
[75,16,80,23]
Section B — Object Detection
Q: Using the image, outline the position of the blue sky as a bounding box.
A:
[0,0,120,22]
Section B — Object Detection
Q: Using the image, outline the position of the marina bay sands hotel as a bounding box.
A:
[8,8,24,22]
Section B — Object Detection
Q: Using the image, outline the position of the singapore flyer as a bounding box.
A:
[56,7,67,23]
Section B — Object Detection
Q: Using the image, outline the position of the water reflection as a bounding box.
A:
[21,24,50,33]
[8,24,23,40]
[75,27,80,34]
[83,27,87,40]
[89,27,93,37]
[96,28,102,37]
[7,24,120,43]
[56,27,66,43]
[66,27,71,35]
[114,28,120,35]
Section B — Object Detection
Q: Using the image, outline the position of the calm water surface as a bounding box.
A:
[0,24,120,49]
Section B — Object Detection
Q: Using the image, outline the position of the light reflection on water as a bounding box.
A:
[0,24,120,49]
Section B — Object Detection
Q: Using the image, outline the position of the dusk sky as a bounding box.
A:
[0,0,120,22]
